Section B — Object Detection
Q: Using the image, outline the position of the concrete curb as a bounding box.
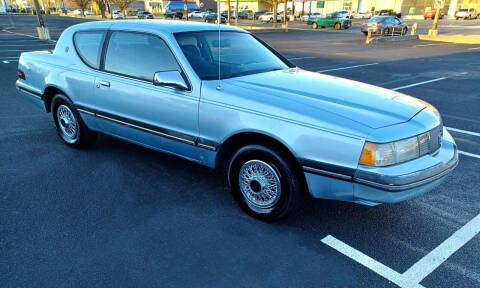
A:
[367,35,419,44]
[418,34,480,44]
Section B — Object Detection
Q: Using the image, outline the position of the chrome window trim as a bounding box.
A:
[101,30,193,93]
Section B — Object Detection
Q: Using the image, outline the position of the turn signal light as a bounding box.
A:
[360,142,376,165]
[17,69,26,80]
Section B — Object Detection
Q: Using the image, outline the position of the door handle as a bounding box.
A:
[97,81,110,88]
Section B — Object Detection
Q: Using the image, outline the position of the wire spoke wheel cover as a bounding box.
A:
[238,160,282,210]
[57,104,79,144]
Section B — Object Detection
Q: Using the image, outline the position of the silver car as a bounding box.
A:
[16,21,458,220]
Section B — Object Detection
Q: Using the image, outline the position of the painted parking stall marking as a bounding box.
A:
[323,213,480,288]
[392,77,447,91]
[317,63,379,73]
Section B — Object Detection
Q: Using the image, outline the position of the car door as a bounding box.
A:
[93,31,201,161]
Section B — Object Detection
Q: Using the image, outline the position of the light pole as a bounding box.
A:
[32,0,50,39]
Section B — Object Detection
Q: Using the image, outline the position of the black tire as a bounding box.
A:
[228,143,306,221]
[402,27,407,35]
[334,22,341,30]
[51,94,96,148]
[344,25,350,29]
[362,31,368,36]
[312,22,318,29]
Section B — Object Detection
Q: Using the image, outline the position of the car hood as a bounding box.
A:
[224,68,426,129]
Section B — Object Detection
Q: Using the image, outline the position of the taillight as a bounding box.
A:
[17,69,26,80]
[362,23,366,26]
[377,23,383,26]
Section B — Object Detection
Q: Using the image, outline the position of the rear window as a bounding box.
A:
[73,31,106,69]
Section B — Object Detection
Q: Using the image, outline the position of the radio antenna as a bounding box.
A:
[216,0,222,91]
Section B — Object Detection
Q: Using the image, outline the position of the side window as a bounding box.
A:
[73,31,106,69]
[104,32,180,82]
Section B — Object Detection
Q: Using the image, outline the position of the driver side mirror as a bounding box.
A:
[153,70,189,91]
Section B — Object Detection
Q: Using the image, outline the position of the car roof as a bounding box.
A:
[70,20,246,34]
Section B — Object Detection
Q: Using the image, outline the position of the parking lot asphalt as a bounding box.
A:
[1,15,479,288]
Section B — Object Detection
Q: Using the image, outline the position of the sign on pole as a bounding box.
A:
[434,0,445,9]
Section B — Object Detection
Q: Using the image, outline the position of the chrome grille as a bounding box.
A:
[418,125,442,156]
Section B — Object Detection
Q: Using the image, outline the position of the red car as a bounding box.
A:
[424,10,444,19]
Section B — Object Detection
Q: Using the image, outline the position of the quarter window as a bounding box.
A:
[73,31,106,69]
[104,32,180,82]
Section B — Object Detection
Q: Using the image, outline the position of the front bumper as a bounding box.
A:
[304,128,459,205]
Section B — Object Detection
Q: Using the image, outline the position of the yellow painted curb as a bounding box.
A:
[419,34,480,44]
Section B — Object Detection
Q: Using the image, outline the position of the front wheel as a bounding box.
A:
[334,22,341,30]
[312,22,318,29]
[228,144,306,221]
[52,94,96,148]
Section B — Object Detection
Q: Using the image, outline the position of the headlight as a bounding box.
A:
[360,136,421,166]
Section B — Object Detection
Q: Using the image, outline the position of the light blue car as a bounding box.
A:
[16,21,458,220]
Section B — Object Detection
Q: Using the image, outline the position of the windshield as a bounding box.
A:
[175,31,288,80]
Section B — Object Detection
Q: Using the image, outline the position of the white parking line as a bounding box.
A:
[459,151,480,159]
[287,56,317,60]
[1,30,57,43]
[321,236,424,288]
[322,213,480,288]
[446,127,480,137]
[2,60,18,63]
[392,77,447,91]
[402,214,480,284]
[468,47,480,50]
[317,63,379,73]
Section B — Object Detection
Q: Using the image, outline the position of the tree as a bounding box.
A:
[94,0,108,18]
[111,0,134,17]
[72,0,90,16]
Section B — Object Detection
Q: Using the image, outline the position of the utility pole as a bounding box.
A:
[32,0,50,40]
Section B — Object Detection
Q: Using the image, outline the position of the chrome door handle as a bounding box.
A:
[98,81,110,88]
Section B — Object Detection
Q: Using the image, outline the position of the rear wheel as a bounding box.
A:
[52,94,96,148]
[402,27,408,35]
[312,22,318,29]
[228,144,306,221]
[334,22,341,30]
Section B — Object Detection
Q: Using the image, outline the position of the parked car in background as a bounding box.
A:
[352,11,371,19]
[138,11,154,19]
[361,16,408,36]
[258,12,282,22]
[83,10,92,16]
[164,10,183,19]
[237,10,252,19]
[308,12,351,29]
[72,9,82,15]
[221,11,236,19]
[300,12,322,22]
[455,8,477,19]
[204,12,226,23]
[16,21,458,220]
[424,10,444,19]
[112,11,124,19]
[335,10,351,19]
[188,11,206,18]
[252,10,266,20]
[378,9,401,18]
